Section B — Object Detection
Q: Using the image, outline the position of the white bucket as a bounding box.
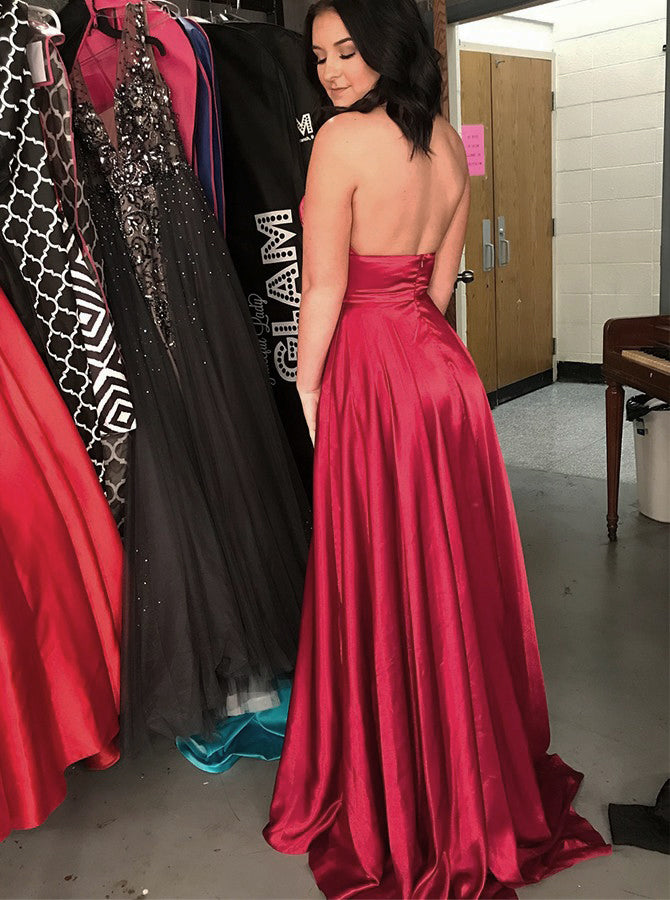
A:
[632,405,670,523]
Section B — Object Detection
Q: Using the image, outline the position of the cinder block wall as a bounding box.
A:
[554,0,666,363]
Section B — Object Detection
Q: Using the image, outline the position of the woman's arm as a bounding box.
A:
[298,116,359,441]
[427,138,471,316]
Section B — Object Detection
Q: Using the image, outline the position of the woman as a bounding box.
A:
[263,2,610,897]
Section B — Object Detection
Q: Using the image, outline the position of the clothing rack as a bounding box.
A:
[34,0,283,27]
[181,0,283,25]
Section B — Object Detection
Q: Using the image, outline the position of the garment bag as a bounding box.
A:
[205,22,320,495]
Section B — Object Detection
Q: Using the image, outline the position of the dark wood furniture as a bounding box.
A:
[603,315,670,541]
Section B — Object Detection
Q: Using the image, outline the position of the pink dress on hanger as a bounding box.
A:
[75,0,197,163]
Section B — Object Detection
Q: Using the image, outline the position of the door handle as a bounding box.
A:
[497,215,511,266]
[483,219,495,271]
[457,270,475,285]
[454,269,475,292]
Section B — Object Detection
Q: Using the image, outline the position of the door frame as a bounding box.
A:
[446,0,557,21]
[446,29,557,381]
[442,0,668,325]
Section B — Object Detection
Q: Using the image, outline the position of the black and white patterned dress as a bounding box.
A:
[0,0,103,478]
[36,37,136,522]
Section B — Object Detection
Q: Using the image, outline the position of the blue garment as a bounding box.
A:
[176,677,291,773]
[178,17,225,228]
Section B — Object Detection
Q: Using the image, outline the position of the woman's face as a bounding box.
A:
[311,9,379,107]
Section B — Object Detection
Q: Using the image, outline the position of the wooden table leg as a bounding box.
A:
[606,380,625,541]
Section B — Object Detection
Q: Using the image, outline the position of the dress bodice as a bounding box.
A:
[298,197,435,302]
[72,2,181,348]
[72,2,185,183]
[345,251,434,303]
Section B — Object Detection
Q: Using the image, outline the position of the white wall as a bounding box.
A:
[458,10,553,51]
[553,0,665,363]
[458,0,666,365]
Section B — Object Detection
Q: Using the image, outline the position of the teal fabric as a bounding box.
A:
[176,677,292,773]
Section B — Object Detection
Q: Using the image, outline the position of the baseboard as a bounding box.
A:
[494,369,553,406]
[486,362,605,409]
[557,361,604,384]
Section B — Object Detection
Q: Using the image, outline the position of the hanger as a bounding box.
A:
[217,1,247,23]
[95,5,167,55]
[153,0,180,17]
[23,2,62,33]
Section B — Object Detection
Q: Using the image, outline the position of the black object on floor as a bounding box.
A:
[608,779,670,854]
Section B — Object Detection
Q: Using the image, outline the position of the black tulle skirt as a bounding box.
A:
[79,156,310,751]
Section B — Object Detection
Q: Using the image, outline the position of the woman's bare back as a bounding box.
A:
[348,110,469,256]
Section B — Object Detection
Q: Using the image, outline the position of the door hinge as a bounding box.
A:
[552,337,557,355]
[551,217,556,236]
[551,90,555,111]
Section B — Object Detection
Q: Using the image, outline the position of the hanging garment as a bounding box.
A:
[60,0,196,165]
[35,34,135,438]
[264,244,611,897]
[205,22,321,495]
[58,0,89,70]
[178,17,225,226]
[176,22,325,769]
[184,40,217,217]
[176,676,291,775]
[71,2,310,750]
[0,0,104,479]
[0,285,122,843]
[34,33,136,523]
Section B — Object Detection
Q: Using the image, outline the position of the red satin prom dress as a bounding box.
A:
[263,248,610,898]
[0,288,123,842]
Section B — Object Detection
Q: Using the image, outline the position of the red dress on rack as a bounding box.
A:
[0,288,123,842]
[263,247,610,897]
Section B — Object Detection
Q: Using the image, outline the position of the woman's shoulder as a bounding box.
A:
[318,112,466,153]
[432,117,467,157]
[314,111,383,149]
[311,113,469,184]
[434,116,468,173]
[310,112,381,172]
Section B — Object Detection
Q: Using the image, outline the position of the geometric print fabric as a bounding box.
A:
[0,0,104,478]
[36,43,137,438]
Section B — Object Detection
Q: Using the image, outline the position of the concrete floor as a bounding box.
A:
[492,382,637,483]
[1,384,668,900]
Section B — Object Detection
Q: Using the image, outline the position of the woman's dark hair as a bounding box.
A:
[304,0,442,157]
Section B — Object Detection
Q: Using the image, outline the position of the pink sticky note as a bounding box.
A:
[461,124,486,176]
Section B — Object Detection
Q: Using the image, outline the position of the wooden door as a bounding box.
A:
[460,51,497,392]
[491,54,553,387]
[460,50,553,393]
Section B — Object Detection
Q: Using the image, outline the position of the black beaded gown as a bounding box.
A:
[71,3,310,750]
